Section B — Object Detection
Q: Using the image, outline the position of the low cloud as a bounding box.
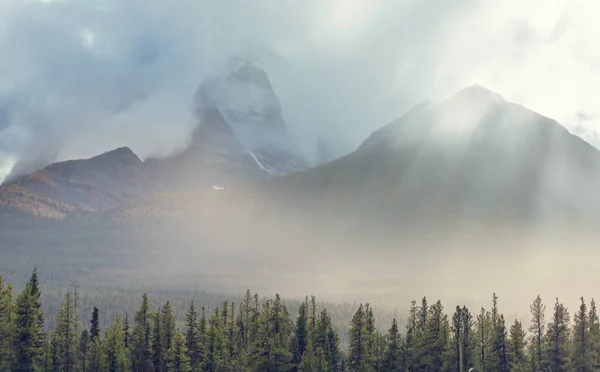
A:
[0,0,599,182]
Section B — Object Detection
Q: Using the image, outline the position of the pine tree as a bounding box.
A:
[184,301,201,370]
[292,301,309,367]
[382,318,404,371]
[422,300,448,371]
[205,307,225,371]
[543,298,570,372]
[151,309,164,372]
[364,303,380,369]
[299,340,327,372]
[405,300,418,371]
[588,299,600,370]
[54,291,80,372]
[198,306,208,369]
[131,293,153,371]
[573,297,592,372]
[488,314,509,372]
[348,304,366,371]
[79,329,90,372]
[13,268,44,372]
[40,330,57,372]
[88,335,103,372]
[104,316,129,372]
[167,330,191,372]
[315,308,342,371]
[414,297,429,370]
[0,275,15,370]
[451,306,474,372]
[90,307,100,341]
[474,307,491,372]
[529,295,546,372]
[507,319,527,372]
[124,313,130,349]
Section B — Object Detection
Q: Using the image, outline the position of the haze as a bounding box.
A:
[2,0,600,181]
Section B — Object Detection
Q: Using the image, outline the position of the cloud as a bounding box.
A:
[0,0,599,182]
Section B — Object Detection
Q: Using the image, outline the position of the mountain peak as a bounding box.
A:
[445,84,506,106]
[90,147,141,165]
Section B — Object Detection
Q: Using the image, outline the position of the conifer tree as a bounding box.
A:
[529,295,546,372]
[205,307,225,371]
[573,297,592,372]
[124,313,130,349]
[151,309,164,372]
[40,330,57,372]
[131,293,153,371]
[161,302,176,360]
[13,268,44,372]
[422,300,448,371]
[588,299,600,370]
[474,307,491,372]
[315,308,342,371]
[184,301,201,370]
[451,306,474,372]
[364,303,379,369]
[507,319,527,372]
[488,314,509,372]
[292,301,309,366]
[79,329,90,372]
[0,275,15,370]
[54,291,80,372]
[383,318,404,371]
[105,316,129,372]
[348,304,366,371]
[405,300,418,371]
[88,333,103,372]
[298,340,327,372]
[414,297,429,369]
[543,298,570,372]
[90,307,100,341]
[198,306,208,369]
[166,330,191,372]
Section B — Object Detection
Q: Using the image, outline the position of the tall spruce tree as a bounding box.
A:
[151,309,164,372]
[292,301,309,366]
[131,293,153,371]
[0,275,15,370]
[13,268,44,372]
[488,314,509,372]
[348,304,367,371]
[105,316,129,372]
[572,297,592,372]
[90,307,100,341]
[543,298,570,372]
[588,299,600,370]
[451,306,474,372]
[422,300,448,371]
[54,291,80,372]
[166,330,191,372]
[405,300,418,371]
[507,319,527,372]
[529,295,546,372]
[79,329,89,372]
[383,318,404,371]
[184,301,201,370]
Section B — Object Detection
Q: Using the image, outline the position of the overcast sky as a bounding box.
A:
[1,0,599,181]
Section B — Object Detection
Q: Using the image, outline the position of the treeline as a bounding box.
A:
[1,269,600,371]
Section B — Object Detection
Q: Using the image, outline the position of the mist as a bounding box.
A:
[2,0,600,182]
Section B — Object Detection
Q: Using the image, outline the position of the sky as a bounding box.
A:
[1,0,600,182]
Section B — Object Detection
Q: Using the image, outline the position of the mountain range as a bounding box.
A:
[1,68,599,236]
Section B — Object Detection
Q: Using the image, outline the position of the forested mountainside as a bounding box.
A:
[1,269,598,372]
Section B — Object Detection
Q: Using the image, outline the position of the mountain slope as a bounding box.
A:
[256,85,600,231]
[0,147,152,217]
